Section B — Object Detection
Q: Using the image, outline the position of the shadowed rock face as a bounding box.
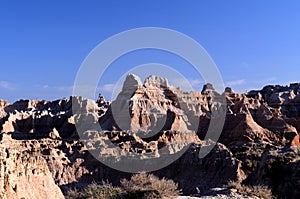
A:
[0,74,300,198]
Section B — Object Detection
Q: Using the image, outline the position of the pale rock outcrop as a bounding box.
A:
[0,136,64,199]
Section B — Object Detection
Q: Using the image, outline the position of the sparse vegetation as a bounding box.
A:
[65,182,124,199]
[226,180,273,199]
[65,173,180,199]
[226,180,243,190]
[252,185,273,199]
[121,173,180,198]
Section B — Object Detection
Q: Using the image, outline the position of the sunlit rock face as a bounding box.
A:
[0,75,299,197]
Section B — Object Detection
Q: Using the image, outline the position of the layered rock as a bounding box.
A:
[0,75,299,198]
[3,75,297,148]
[104,75,192,135]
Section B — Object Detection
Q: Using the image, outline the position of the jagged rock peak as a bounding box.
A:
[201,83,215,93]
[290,82,300,90]
[122,73,142,90]
[0,99,9,107]
[245,82,300,104]
[225,87,235,94]
[144,75,169,88]
[260,83,300,94]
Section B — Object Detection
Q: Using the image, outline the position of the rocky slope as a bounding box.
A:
[0,75,299,198]
[0,135,64,198]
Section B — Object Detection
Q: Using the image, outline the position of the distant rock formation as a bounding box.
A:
[0,74,299,198]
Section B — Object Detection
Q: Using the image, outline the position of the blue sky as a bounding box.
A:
[0,1,299,102]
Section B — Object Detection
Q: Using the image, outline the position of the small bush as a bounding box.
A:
[226,180,243,190]
[252,185,272,199]
[226,181,272,199]
[65,182,124,199]
[121,173,180,198]
[65,173,180,199]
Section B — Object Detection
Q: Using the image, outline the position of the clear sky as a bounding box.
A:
[0,1,299,102]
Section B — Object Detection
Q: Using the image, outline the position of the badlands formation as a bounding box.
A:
[0,74,299,198]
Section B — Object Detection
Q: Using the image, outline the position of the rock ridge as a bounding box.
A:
[0,74,299,198]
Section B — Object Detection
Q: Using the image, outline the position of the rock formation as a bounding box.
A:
[0,135,64,198]
[0,75,299,198]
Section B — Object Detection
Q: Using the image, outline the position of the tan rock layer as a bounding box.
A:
[0,75,299,197]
